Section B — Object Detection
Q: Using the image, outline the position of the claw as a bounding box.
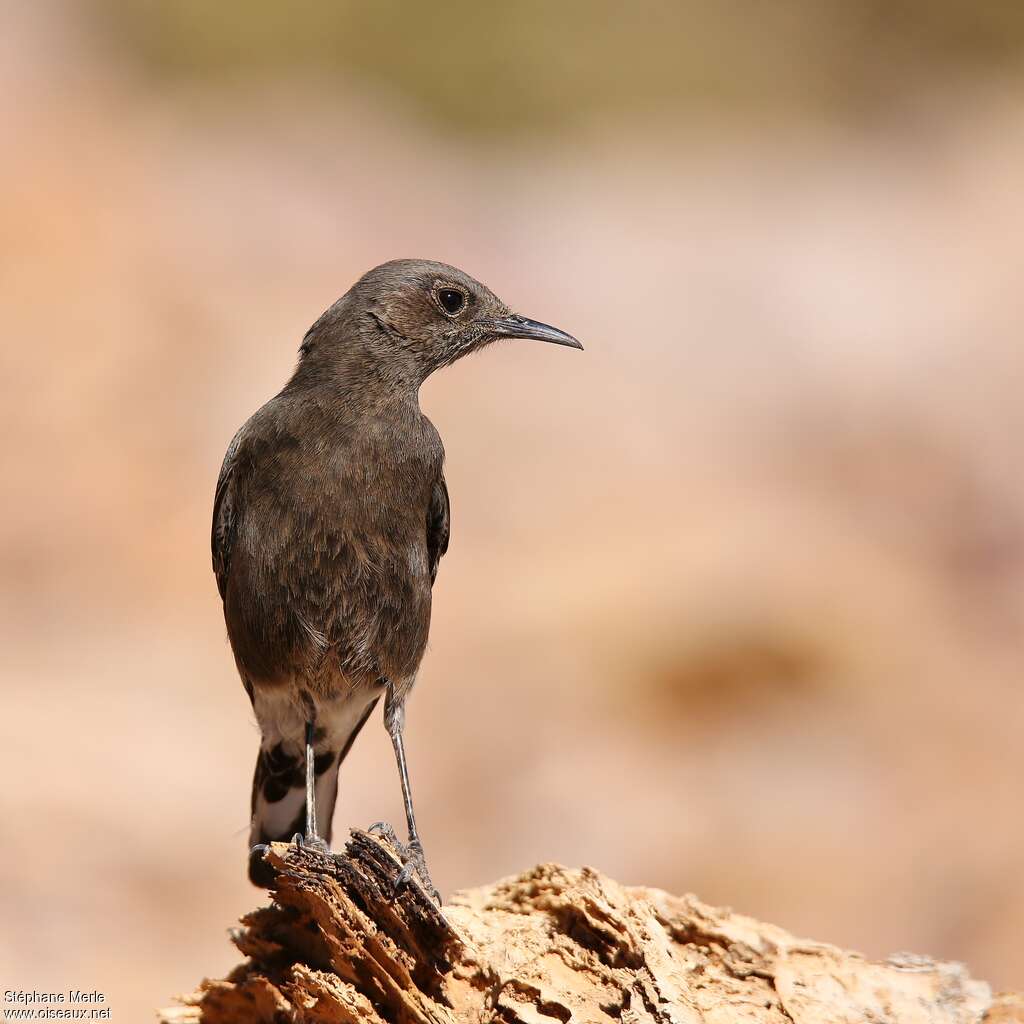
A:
[366,823,441,904]
[394,838,441,905]
[291,832,330,855]
[368,821,401,846]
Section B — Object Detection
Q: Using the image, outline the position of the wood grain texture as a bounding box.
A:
[160,832,1020,1024]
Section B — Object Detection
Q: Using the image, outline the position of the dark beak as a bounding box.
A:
[493,314,584,350]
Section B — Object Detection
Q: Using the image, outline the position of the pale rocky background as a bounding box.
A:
[2,2,1024,1019]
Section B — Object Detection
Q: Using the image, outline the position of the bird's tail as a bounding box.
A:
[249,739,334,843]
[247,690,380,886]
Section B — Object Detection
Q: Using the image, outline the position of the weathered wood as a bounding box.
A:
[160,831,1020,1024]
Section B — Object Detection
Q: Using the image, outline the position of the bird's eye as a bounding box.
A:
[436,288,467,316]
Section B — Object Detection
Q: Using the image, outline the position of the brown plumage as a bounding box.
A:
[212,259,581,897]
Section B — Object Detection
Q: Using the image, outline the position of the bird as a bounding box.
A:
[212,259,582,899]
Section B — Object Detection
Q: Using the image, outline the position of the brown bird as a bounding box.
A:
[212,259,581,898]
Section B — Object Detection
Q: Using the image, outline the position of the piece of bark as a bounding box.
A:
[160,831,1020,1024]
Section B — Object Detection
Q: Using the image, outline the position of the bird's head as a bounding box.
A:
[298,259,582,385]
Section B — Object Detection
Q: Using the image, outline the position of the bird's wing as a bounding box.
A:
[212,425,247,602]
[426,473,450,585]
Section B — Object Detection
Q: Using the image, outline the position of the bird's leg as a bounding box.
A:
[292,719,330,855]
[374,683,440,903]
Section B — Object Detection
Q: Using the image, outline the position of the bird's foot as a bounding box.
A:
[249,835,331,889]
[395,837,441,905]
[368,821,441,905]
[291,832,331,856]
[368,820,402,847]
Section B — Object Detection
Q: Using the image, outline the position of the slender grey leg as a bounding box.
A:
[382,683,440,902]
[386,697,418,844]
[294,719,329,853]
[304,719,319,841]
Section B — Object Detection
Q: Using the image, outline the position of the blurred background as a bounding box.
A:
[3,0,1024,1016]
